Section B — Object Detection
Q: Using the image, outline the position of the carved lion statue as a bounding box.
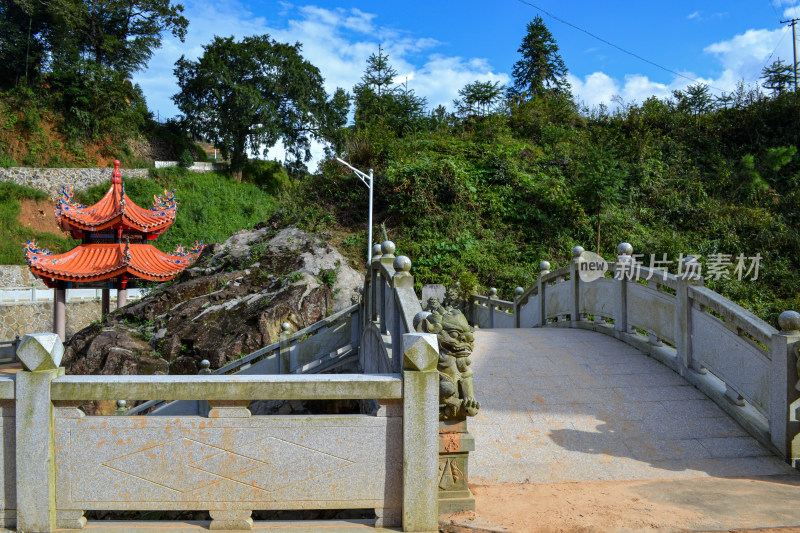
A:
[417,298,480,420]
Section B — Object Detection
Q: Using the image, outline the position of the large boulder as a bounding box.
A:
[63,226,364,414]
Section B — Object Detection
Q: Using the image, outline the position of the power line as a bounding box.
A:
[514,0,728,94]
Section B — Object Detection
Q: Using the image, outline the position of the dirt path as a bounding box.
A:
[442,476,800,532]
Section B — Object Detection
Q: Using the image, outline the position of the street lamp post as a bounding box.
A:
[335,158,374,263]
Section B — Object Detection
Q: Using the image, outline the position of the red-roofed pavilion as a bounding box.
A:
[25,161,203,340]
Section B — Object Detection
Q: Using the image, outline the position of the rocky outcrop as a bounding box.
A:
[62,226,363,412]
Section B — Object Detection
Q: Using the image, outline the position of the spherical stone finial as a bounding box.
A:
[515,286,525,298]
[116,400,127,408]
[381,241,396,256]
[281,322,291,332]
[200,359,210,370]
[616,242,633,256]
[572,246,585,259]
[539,260,551,273]
[489,288,497,297]
[358,286,364,294]
[393,255,412,273]
[372,244,383,259]
[778,310,800,333]
[455,281,461,288]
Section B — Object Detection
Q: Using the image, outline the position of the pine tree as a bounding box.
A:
[508,15,570,99]
[761,58,795,96]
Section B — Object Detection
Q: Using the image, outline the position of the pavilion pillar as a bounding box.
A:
[117,277,127,309]
[101,287,110,317]
[53,284,66,341]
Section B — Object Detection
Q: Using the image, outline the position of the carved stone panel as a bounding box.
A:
[55,415,401,513]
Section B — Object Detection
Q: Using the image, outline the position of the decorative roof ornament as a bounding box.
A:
[111,160,122,184]
[119,182,127,210]
[24,239,52,265]
[152,189,179,212]
[54,184,86,225]
[169,241,204,259]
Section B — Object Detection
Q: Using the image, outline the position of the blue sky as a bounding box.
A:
[133,0,800,158]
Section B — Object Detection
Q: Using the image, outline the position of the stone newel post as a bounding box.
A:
[401,333,439,532]
[15,333,65,532]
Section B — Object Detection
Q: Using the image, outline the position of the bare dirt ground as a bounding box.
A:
[19,198,63,234]
[441,476,800,533]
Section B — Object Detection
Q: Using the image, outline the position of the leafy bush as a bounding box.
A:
[178,149,194,168]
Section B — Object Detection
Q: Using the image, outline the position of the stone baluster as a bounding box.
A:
[770,311,800,464]
[114,399,128,415]
[513,286,524,328]
[570,246,584,325]
[279,322,291,374]
[614,242,633,334]
[370,244,382,323]
[15,333,65,532]
[675,255,704,376]
[488,288,497,329]
[379,241,396,336]
[401,333,439,532]
[537,261,550,326]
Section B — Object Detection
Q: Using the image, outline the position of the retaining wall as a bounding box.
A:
[0,167,149,198]
[0,267,142,340]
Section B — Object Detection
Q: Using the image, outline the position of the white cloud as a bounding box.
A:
[688,11,701,20]
[570,23,795,111]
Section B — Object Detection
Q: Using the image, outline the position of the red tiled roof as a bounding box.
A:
[25,241,202,287]
[55,161,177,236]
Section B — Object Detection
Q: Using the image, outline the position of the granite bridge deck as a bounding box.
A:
[445,327,800,532]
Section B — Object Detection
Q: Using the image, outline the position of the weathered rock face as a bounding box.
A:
[62,226,363,389]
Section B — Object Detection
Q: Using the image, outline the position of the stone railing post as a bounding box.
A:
[369,244,382,323]
[613,242,633,334]
[513,287,524,328]
[538,261,550,327]
[675,257,703,376]
[570,246,584,326]
[279,322,291,374]
[380,241,396,335]
[770,311,800,464]
[401,333,439,533]
[15,333,65,532]
[487,288,497,329]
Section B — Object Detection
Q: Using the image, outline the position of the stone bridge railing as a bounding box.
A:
[2,320,440,529]
[469,242,800,468]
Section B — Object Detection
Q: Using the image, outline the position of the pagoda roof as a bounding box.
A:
[55,160,178,236]
[24,239,203,288]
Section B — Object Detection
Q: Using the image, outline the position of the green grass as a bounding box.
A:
[0,182,77,264]
[76,168,278,254]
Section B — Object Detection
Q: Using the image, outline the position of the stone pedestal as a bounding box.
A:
[438,418,475,513]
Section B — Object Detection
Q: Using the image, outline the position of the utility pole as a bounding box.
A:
[781,17,799,92]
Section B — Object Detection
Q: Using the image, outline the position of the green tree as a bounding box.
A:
[0,0,50,87]
[453,80,505,117]
[508,15,570,99]
[173,35,348,180]
[352,47,427,137]
[673,83,713,116]
[49,0,188,75]
[761,58,795,96]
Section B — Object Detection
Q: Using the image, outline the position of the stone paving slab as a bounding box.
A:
[468,328,798,484]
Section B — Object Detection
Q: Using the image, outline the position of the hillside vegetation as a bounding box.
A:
[280,88,800,324]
